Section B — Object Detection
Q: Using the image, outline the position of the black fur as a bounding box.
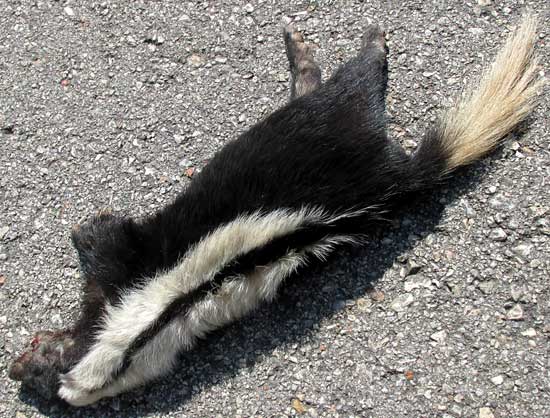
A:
[67,28,406,351]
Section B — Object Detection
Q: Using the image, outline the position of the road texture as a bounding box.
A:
[0,1,549,417]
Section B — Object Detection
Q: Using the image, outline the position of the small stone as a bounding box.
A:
[509,141,520,151]
[367,287,385,302]
[390,294,414,312]
[469,26,484,35]
[488,195,514,211]
[506,304,524,321]
[0,226,9,240]
[187,54,205,67]
[404,274,432,292]
[183,167,195,178]
[490,375,504,385]
[510,285,525,302]
[512,243,532,259]
[356,297,372,311]
[178,158,192,167]
[15,412,28,418]
[64,6,75,16]
[463,200,477,218]
[430,330,447,343]
[477,280,496,295]
[0,253,7,261]
[489,228,507,242]
[479,407,495,418]
[277,73,288,82]
[243,3,254,13]
[0,275,5,286]
[521,328,537,337]
[145,32,165,45]
[400,259,422,278]
[291,398,306,414]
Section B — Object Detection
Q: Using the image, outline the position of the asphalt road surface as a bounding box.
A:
[0,1,548,417]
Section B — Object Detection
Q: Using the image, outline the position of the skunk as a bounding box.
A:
[9,16,542,406]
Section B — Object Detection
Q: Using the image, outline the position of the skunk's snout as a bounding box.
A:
[9,330,75,400]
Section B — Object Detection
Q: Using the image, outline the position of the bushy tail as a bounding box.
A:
[408,14,543,188]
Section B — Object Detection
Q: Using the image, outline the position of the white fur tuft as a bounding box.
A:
[440,14,543,172]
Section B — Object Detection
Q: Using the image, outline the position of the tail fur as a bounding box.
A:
[409,14,543,187]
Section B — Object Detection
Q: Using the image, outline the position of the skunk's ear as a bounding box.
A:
[70,211,140,298]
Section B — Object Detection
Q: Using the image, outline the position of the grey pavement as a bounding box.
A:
[0,1,549,417]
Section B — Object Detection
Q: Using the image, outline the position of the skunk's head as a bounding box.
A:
[9,330,75,400]
[70,210,140,289]
[10,210,138,402]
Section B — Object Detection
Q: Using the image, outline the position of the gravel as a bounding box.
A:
[1,1,549,417]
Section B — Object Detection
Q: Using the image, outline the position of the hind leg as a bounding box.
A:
[323,24,389,132]
[331,24,388,105]
[358,24,389,102]
[283,26,322,100]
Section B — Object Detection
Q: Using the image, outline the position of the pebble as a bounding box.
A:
[356,297,372,311]
[477,280,496,295]
[430,330,447,343]
[400,259,422,278]
[390,294,414,312]
[145,32,165,45]
[179,158,192,167]
[367,287,385,302]
[489,228,507,242]
[404,274,432,292]
[510,285,530,303]
[187,54,205,67]
[0,253,7,261]
[0,226,8,240]
[512,243,532,259]
[491,375,504,385]
[488,195,514,211]
[463,199,477,218]
[64,6,75,16]
[243,3,254,13]
[479,407,495,418]
[521,328,537,337]
[506,304,524,321]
